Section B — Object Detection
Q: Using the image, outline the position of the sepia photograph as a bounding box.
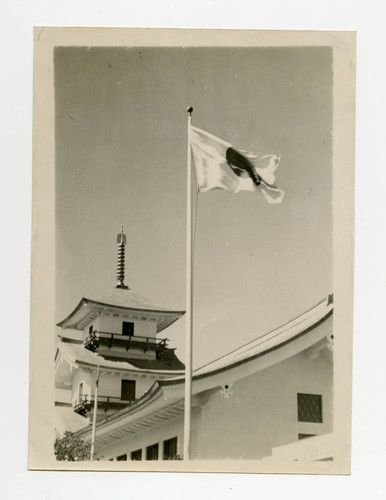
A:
[29,28,355,473]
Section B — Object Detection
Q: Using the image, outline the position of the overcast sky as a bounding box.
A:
[55,46,332,367]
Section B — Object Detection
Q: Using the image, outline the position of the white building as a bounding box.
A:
[55,228,334,462]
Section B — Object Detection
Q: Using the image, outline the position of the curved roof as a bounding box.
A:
[162,294,333,384]
[56,341,185,374]
[57,287,185,332]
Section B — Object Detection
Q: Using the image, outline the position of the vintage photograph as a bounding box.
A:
[30,29,355,473]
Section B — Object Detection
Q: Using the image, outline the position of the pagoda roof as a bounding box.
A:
[57,287,185,332]
[97,288,171,310]
[56,339,185,374]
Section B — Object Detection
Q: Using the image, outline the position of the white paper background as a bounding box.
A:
[1,0,385,498]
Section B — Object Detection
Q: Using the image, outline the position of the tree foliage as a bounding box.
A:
[54,431,91,461]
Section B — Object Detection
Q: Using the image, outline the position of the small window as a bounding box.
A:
[89,325,93,334]
[79,382,83,398]
[116,454,127,461]
[163,437,178,460]
[122,321,134,336]
[131,449,142,461]
[121,380,136,401]
[146,443,159,461]
[298,434,315,440]
[297,393,323,423]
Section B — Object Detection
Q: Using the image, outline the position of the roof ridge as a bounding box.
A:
[194,295,332,373]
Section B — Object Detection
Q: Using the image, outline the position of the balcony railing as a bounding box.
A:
[83,330,168,354]
[73,394,90,416]
[73,394,134,416]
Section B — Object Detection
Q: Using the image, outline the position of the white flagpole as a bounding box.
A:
[90,362,100,460]
[183,106,194,460]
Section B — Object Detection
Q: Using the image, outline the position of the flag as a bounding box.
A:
[190,126,284,204]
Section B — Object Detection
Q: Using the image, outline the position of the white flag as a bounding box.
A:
[190,126,284,204]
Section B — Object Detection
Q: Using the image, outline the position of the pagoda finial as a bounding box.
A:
[116,226,129,289]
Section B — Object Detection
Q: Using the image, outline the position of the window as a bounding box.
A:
[298,434,315,440]
[89,325,93,335]
[131,449,142,461]
[78,382,83,398]
[297,393,323,423]
[116,454,127,461]
[163,437,178,460]
[121,380,136,401]
[122,321,134,336]
[146,443,159,461]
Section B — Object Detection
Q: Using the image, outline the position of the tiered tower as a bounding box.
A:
[55,228,185,422]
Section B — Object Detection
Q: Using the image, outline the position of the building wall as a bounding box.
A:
[96,344,157,361]
[55,388,72,405]
[98,413,187,461]
[98,372,156,400]
[83,316,157,339]
[71,368,92,404]
[195,346,333,460]
[71,368,157,403]
[95,345,333,461]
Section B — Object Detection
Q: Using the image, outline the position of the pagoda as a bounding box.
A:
[55,227,185,424]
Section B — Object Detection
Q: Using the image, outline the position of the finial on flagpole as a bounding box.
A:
[187,106,193,115]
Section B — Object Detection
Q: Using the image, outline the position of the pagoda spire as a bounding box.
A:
[116,226,129,289]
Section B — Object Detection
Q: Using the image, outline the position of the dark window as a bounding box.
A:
[122,321,134,336]
[298,434,315,440]
[116,454,127,461]
[79,382,83,398]
[146,443,159,461]
[163,437,178,460]
[89,325,93,334]
[131,449,142,461]
[121,380,136,401]
[297,393,323,423]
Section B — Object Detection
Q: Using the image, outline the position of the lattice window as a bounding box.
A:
[297,393,322,423]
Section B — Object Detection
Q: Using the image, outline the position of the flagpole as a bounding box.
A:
[90,362,100,460]
[184,106,194,460]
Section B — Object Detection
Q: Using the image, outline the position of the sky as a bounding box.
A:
[55,46,332,368]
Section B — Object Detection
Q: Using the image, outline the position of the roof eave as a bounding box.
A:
[75,380,165,439]
[57,297,185,331]
[160,308,333,390]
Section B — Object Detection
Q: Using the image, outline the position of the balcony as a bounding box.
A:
[73,394,134,416]
[83,331,168,354]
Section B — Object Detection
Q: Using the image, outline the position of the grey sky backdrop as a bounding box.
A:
[55,46,332,367]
